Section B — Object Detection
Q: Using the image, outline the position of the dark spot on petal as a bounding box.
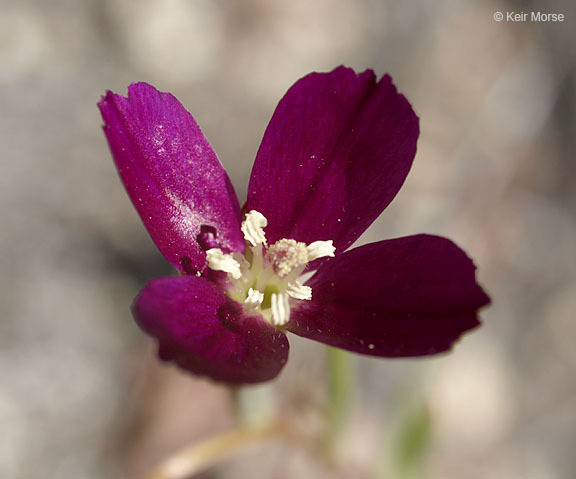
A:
[179,256,198,275]
[218,300,243,332]
[197,225,219,251]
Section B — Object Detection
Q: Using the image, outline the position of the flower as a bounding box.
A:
[98,66,490,384]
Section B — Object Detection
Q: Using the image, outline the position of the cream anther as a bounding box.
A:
[205,211,335,330]
[205,248,242,279]
[241,210,268,246]
[244,288,264,308]
[306,240,335,261]
[286,281,312,300]
[271,292,290,326]
[268,239,308,277]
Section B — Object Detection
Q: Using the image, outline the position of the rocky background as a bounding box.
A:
[1,0,575,478]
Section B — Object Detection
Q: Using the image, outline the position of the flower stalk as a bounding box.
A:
[145,420,285,479]
[324,346,354,460]
[230,383,276,427]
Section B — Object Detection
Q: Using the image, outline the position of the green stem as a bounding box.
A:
[230,384,275,427]
[324,346,354,460]
[376,370,432,479]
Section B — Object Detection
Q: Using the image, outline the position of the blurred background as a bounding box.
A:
[1,0,575,477]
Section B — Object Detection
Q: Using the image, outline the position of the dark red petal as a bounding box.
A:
[246,66,418,255]
[133,276,289,384]
[286,235,490,357]
[98,83,244,272]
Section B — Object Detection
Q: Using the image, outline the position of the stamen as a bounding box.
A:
[271,292,290,326]
[268,239,308,278]
[244,288,264,308]
[241,210,268,247]
[306,240,335,261]
[205,248,242,279]
[286,281,312,300]
[204,211,335,329]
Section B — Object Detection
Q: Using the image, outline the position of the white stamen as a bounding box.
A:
[205,248,242,279]
[244,288,264,308]
[268,239,308,277]
[241,210,268,246]
[306,240,336,261]
[271,292,290,326]
[204,211,336,329]
[286,281,312,300]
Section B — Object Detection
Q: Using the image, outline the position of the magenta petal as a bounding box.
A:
[246,66,419,253]
[99,83,244,272]
[286,235,490,357]
[133,276,289,384]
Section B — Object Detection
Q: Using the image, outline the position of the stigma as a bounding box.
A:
[205,210,335,327]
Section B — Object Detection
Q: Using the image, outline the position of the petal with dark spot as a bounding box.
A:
[133,275,289,384]
[99,83,244,272]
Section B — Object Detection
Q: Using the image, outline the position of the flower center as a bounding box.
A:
[205,210,335,327]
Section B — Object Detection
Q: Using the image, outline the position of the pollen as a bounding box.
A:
[267,239,308,278]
